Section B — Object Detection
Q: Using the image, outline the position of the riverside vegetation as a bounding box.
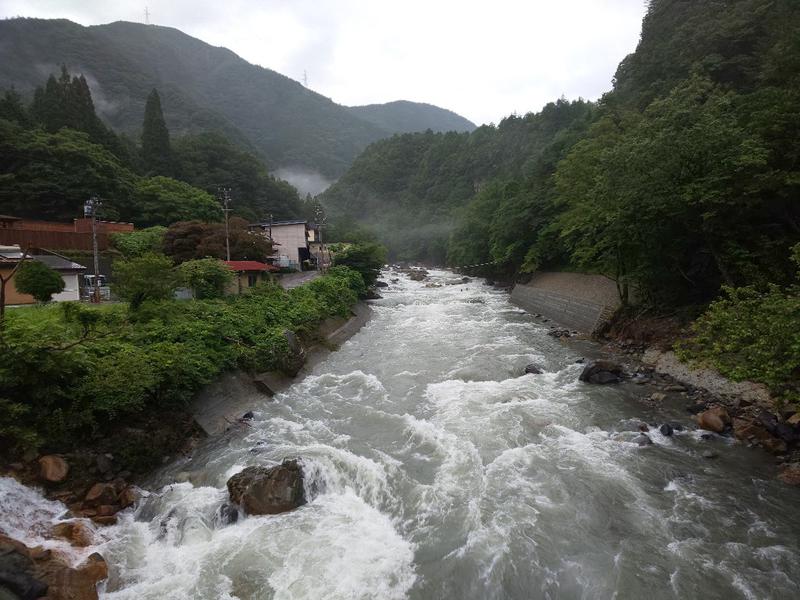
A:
[0,264,368,469]
[322,0,800,411]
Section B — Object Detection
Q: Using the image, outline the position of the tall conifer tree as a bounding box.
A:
[141,88,171,175]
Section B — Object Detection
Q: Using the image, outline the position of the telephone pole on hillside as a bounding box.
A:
[84,196,102,303]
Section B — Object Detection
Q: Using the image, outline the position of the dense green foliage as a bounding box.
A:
[0,67,305,224]
[124,176,222,227]
[176,258,235,300]
[110,226,167,258]
[13,260,65,302]
[0,119,135,221]
[333,243,388,286]
[676,244,800,405]
[173,133,304,221]
[140,88,172,175]
[0,267,364,456]
[162,218,273,263]
[325,0,800,309]
[323,99,595,264]
[111,253,178,309]
[0,18,474,178]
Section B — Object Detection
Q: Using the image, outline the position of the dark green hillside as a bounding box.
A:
[322,99,594,263]
[325,0,800,303]
[348,100,476,134]
[0,18,476,178]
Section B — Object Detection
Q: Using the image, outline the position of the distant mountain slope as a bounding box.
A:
[0,18,475,178]
[348,101,475,134]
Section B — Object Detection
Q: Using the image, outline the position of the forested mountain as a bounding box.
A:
[0,66,305,224]
[348,101,475,134]
[323,99,595,262]
[0,18,475,179]
[323,0,800,307]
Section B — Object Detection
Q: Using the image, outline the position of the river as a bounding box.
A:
[3,270,800,599]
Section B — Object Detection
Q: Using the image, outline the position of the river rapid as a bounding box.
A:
[4,270,800,599]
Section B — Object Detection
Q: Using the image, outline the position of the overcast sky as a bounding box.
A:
[0,0,648,125]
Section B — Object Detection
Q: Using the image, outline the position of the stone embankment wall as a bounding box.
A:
[510,272,621,333]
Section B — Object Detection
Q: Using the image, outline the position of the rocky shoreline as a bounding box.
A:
[593,336,800,486]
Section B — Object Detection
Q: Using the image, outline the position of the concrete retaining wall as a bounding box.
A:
[510,272,621,333]
[192,302,373,435]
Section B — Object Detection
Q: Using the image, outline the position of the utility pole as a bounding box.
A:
[84,196,102,303]
[220,188,232,261]
[144,6,150,25]
[303,70,308,87]
[314,202,327,271]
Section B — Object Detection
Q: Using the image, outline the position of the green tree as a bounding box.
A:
[177,258,235,299]
[13,260,65,303]
[173,133,303,221]
[0,120,135,221]
[141,88,171,175]
[123,176,222,227]
[163,218,273,263]
[332,243,387,287]
[110,226,167,258]
[112,253,177,309]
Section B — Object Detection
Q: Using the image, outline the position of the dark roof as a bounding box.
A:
[32,255,86,272]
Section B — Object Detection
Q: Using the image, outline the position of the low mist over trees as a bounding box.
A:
[323,0,800,308]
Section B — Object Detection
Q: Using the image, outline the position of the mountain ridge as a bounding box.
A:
[0,17,475,181]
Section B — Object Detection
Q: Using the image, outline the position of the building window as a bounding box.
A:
[248,274,258,287]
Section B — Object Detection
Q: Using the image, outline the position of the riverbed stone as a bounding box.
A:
[633,434,653,446]
[578,360,623,385]
[0,534,49,599]
[51,521,94,548]
[227,459,306,516]
[523,363,544,375]
[696,406,730,433]
[83,483,118,508]
[659,423,674,436]
[38,455,69,483]
[778,463,800,485]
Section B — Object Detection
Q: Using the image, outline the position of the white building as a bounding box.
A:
[249,220,319,271]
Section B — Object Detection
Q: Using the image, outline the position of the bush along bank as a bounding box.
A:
[0,266,366,523]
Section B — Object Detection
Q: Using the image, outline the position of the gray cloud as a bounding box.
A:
[1,0,647,125]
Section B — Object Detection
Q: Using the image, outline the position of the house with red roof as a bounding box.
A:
[223,260,279,294]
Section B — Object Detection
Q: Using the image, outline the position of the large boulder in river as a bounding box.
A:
[0,534,108,600]
[579,360,623,384]
[38,455,69,483]
[523,363,544,375]
[227,459,306,516]
[696,406,731,433]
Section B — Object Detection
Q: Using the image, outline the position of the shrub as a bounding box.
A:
[112,252,177,309]
[177,258,234,299]
[110,226,167,258]
[13,260,65,302]
[676,285,800,406]
[332,243,387,287]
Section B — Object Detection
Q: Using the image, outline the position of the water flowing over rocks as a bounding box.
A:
[226,459,306,515]
[7,270,800,599]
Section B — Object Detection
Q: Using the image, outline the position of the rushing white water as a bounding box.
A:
[4,270,800,599]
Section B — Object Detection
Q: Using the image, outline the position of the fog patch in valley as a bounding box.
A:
[273,166,334,197]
